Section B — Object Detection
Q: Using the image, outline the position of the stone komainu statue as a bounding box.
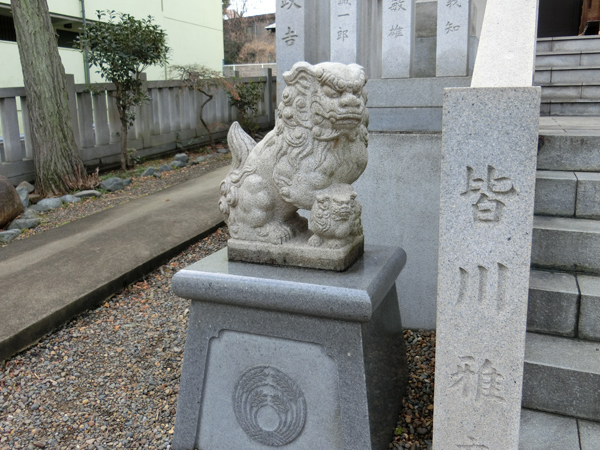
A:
[219,61,369,247]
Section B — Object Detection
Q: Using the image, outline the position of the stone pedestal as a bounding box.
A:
[171,246,408,450]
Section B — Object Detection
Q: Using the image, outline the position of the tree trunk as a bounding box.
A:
[198,89,216,151]
[120,117,129,171]
[12,0,89,197]
[114,86,131,171]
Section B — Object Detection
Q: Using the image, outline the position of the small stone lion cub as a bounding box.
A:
[308,184,363,249]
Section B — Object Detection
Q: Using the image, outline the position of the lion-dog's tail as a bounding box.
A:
[218,122,256,219]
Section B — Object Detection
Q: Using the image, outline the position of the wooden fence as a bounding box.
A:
[0,70,276,184]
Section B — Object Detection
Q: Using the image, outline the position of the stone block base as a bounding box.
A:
[171,246,408,450]
[227,234,364,271]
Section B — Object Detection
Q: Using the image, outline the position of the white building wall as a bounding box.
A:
[0,0,224,87]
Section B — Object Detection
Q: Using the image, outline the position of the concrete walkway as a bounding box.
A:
[0,165,230,363]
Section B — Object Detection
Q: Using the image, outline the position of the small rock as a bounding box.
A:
[36,198,63,210]
[100,177,125,192]
[28,193,42,204]
[30,203,51,212]
[8,218,41,230]
[173,153,189,163]
[16,186,30,208]
[0,229,21,244]
[195,156,206,163]
[141,167,156,177]
[32,441,45,449]
[123,178,132,186]
[417,428,428,435]
[0,175,24,228]
[17,181,35,194]
[171,160,186,169]
[60,195,81,204]
[152,172,162,179]
[20,209,39,219]
[217,148,229,154]
[158,164,173,172]
[30,403,39,410]
[75,190,102,198]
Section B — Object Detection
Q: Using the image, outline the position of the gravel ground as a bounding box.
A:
[390,330,436,450]
[4,147,232,247]
[0,226,437,450]
[0,228,229,449]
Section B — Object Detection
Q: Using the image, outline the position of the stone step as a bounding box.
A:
[534,170,600,219]
[578,274,600,342]
[537,35,600,53]
[534,170,577,217]
[528,270,600,342]
[519,409,600,450]
[527,270,579,337]
[531,216,600,274]
[538,83,600,101]
[534,66,600,85]
[522,332,600,421]
[536,50,600,69]
[537,134,600,172]
[541,99,600,116]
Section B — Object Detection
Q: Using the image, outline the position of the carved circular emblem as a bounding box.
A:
[233,365,307,447]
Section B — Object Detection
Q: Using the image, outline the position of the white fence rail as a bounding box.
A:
[224,63,277,77]
[0,70,276,184]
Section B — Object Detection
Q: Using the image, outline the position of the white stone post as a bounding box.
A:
[0,97,23,162]
[136,73,152,147]
[276,0,307,104]
[276,0,331,105]
[432,86,541,450]
[92,93,110,146]
[264,68,275,126]
[77,92,95,148]
[19,96,34,159]
[382,0,416,78]
[107,93,120,144]
[436,0,470,76]
[170,87,181,132]
[330,0,359,64]
[150,88,161,135]
[158,88,172,134]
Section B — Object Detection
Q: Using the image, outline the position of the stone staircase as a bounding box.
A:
[535,35,600,115]
[518,126,600,448]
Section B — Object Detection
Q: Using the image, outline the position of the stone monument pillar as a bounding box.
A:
[329,0,381,75]
[276,0,330,104]
[330,0,358,63]
[432,86,541,449]
[382,0,417,78]
[276,0,309,104]
[171,246,408,450]
[436,0,471,76]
